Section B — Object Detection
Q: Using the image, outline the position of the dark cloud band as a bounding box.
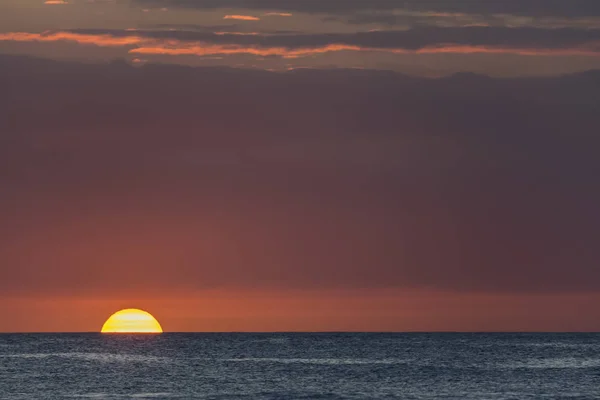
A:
[133,0,600,18]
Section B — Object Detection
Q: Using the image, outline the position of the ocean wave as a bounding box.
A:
[222,357,408,365]
[0,352,167,363]
[70,394,180,398]
[500,357,600,369]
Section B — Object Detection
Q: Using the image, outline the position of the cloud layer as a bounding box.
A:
[130,1,600,31]
[2,27,600,60]
[133,0,600,18]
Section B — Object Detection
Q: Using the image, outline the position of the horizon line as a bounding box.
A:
[1,331,599,334]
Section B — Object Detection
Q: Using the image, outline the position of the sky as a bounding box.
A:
[1,0,600,332]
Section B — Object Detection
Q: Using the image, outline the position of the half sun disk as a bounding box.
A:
[101,308,163,333]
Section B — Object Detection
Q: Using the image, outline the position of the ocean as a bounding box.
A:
[1,333,599,399]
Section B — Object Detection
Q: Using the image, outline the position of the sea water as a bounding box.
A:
[1,333,599,399]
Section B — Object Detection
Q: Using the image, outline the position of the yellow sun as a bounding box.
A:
[101,308,163,333]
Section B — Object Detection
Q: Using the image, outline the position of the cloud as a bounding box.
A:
[0,31,147,46]
[132,1,600,31]
[264,12,292,17]
[0,54,599,296]
[127,44,598,58]
[2,27,600,58]
[44,0,68,4]
[224,14,260,21]
[126,43,362,58]
[142,23,242,31]
[133,0,600,18]
[333,11,600,30]
[131,57,147,65]
[213,31,260,36]
[0,27,600,58]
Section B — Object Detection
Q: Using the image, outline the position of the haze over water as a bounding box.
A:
[2,333,599,399]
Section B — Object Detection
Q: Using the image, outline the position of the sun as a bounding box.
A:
[101,308,163,333]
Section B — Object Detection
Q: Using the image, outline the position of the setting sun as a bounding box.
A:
[101,308,163,333]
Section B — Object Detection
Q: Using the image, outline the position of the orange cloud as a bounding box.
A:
[223,15,260,21]
[0,31,145,47]
[44,0,68,4]
[130,44,365,58]
[130,43,600,58]
[1,31,599,59]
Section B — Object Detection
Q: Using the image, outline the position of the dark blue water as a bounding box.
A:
[1,333,599,399]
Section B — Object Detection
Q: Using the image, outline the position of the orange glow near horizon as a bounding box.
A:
[101,308,163,333]
[3,289,600,332]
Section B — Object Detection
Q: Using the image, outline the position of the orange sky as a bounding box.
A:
[2,290,600,332]
[2,58,600,331]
